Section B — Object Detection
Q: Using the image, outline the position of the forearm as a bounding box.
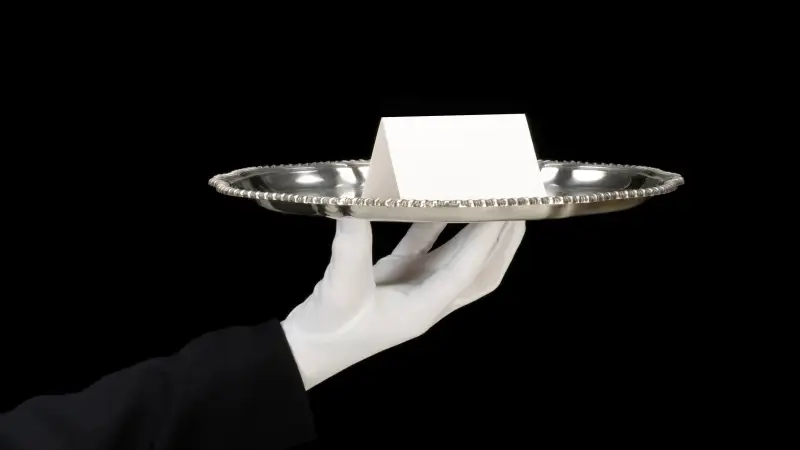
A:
[0,320,315,450]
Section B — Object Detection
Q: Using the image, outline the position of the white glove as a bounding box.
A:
[281,218,526,390]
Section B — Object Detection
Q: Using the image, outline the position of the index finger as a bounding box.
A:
[391,222,447,257]
[414,221,509,302]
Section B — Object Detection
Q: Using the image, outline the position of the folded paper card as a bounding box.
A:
[362,114,548,200]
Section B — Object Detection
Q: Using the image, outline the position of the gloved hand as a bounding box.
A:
[281,218,526,390]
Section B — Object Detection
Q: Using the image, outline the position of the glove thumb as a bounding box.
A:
[318,218,376,309]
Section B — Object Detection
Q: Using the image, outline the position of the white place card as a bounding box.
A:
[361,114,548,200]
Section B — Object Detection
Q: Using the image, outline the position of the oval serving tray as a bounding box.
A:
[208,159,684,222]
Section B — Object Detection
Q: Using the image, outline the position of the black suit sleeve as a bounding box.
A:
[0,319,316,450]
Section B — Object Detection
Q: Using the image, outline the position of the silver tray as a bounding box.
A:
[208,159,684,222]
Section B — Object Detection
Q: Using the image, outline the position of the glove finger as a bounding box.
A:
[372,222,446,285]
[414,221,508,304]
[319,218,376,307]
[433,221,525,320]
[426,221,503,263]
[391,222,447,257]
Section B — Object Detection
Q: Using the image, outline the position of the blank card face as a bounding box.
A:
[362,114,548,200]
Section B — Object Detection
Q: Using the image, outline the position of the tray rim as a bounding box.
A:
[208,159,684,208]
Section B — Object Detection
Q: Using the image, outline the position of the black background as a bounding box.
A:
[4,75,699,446]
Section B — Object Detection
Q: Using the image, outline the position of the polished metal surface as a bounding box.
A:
[209,159,684,222]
